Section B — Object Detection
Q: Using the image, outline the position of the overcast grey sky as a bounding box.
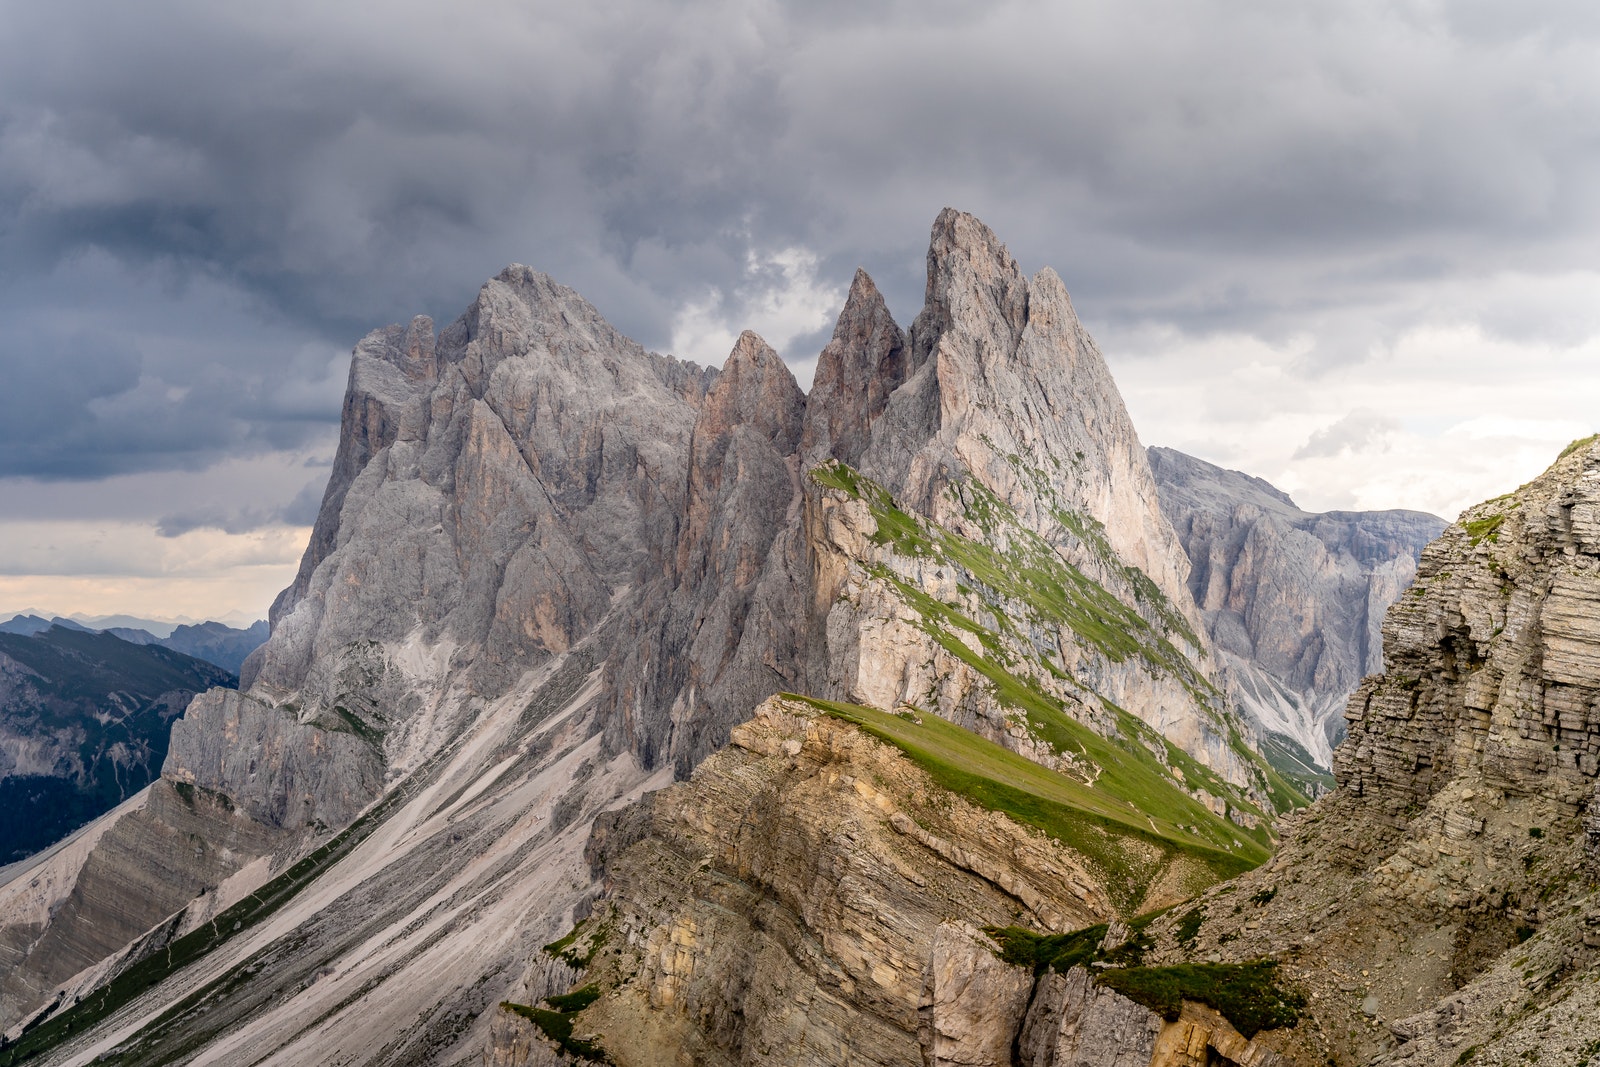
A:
[2,0,1598,619]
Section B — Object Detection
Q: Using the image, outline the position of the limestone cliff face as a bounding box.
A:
[248,268,715,720]
[802,211,1265,799]
[864,212,1199,623]
[1148,447,1444,770]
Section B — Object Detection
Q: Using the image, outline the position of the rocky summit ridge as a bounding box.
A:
[0,209,1515,1067]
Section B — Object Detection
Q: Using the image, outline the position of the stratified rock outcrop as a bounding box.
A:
[1149,447,1444,772]
[539,696,1253,1066]
[1118,436,1600,1067]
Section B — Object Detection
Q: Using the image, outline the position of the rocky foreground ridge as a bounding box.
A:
[0,209,1492,1067]
[1149,448,1444,779]
[1109,435,1600,1067]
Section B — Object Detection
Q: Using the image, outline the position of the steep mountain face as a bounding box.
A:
[803,214,1257,791]
[1149,447,1445,776]
[0,211,1298,1066]
[0,627,236,865]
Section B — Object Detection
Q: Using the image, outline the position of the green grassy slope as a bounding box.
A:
[810,462,1306,835]
[785,695,1266,911]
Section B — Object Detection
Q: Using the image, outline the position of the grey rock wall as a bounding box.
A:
[1149,446,1444,767]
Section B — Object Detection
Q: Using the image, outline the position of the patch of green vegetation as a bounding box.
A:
[544,916,610,969]
[810,462,938,557]
[987,924,1108,973]
[1457,1045,1480,1065]
[501,1002,607,1063]
[784,695,1262,913]
[545,984,602,1013]
[1097,961,1304,1038]
[811,460,1300,821]
[988,919,1300,1039]
[813,461,1214,691]
[847,567,1279,843]
[1559,434,1598,460]
[980,447,1206,656]
[320,705,387,747]
[169,779,236,814]
[986,914,1159,974]
[1528,826,1545,839]
[1257,732,1335,799]
[1174,906,1205,947]
[1463,513,1504,546]
[1221,724,1309,817]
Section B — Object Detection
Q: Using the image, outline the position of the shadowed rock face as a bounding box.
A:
[800,270,908,470]
[608,330,810,774]
[1149,446,1445,769]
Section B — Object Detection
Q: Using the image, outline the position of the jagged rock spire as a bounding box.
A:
[801,269,908,469]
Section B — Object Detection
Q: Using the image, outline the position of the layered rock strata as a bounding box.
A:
[493,700,1292,1066]
[1107,437,1600,1066]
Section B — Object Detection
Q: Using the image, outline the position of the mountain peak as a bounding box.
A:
[801,267,908,468]
[916,208,1029,353]
[698,330,804,452]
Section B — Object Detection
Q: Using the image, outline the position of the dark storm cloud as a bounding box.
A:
[154,474,324,537]
[2,0,1598,486]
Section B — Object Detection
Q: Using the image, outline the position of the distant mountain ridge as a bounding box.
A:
[0,627,236,865]
[0,615,267,674]
[1148,446,1445,774]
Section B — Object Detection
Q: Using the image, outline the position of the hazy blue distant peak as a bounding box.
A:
[0,615,94,636]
